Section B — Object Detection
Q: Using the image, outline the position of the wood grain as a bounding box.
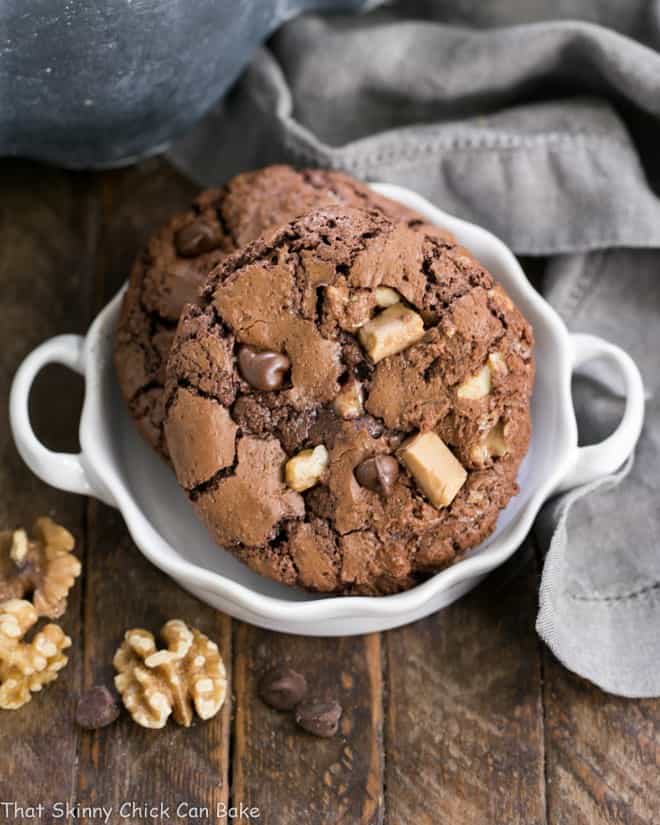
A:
[232,626,384,825]
[0,160,95,820]
[543,652,660,825]
[74,160,233,824]
[1,157,659,825]
[385,541,546,825]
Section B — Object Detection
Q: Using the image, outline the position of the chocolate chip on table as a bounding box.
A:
[238,345,291,391]
[355,455,400,497]
[174,218,224,257]
[75,685,121,730]
[295,699,343,738]
[258,665,307,710]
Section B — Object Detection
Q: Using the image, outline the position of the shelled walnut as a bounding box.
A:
[114,619,227,729]
[0,599,71,710]
[0,518,81,619]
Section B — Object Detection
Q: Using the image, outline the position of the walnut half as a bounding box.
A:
[0,518,81,619]
[114,619,227,729]
[0,599,71,710]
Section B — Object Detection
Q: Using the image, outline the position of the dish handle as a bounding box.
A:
[9,334,116,506]
[557,333,645,493]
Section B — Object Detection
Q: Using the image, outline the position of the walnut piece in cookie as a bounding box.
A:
[470,419,509,466]
[285,445,329,492]
[333,378,364,419]
[456,351,508,400]
[0,599,71,710]
[0,518,81,619]
[113,619,227,729]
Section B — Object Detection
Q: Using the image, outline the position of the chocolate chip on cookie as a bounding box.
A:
[354,455,400,497]
[238,345,291,391]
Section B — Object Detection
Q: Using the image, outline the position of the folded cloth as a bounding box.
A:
[538,250,659,697]
[169,0,660,696]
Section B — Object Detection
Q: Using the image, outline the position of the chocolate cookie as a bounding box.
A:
[164,206,534,595]
[115,165,453,457]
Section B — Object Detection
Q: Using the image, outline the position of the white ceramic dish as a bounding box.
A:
[10,184,645,636]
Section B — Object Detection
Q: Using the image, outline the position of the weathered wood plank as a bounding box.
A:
[385,541,546,825]
[543,653,660,825]
[232,626,384,825]
[0,160,95,817]
[75,160,233,824]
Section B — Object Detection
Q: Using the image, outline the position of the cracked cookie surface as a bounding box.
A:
[114,165,453,458]
[164,206,534,595]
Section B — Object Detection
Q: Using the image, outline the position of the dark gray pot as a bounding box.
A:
[1,0,367,168]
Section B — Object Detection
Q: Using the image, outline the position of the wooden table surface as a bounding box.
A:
[0,158,657,825]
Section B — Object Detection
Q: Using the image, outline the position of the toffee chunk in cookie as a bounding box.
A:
[164,206,534,595]
[115,165,454,458]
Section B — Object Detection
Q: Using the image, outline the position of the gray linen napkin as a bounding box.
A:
[169,0,660,697]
